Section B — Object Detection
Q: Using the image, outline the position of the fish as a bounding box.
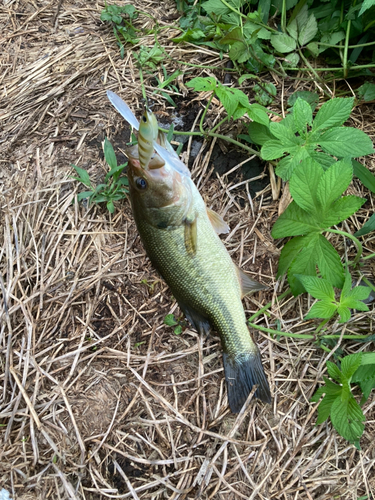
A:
[107,91,271,412]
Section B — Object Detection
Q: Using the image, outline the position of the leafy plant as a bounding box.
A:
[297,272,371,322]
[72,138,128,213]
[164,314,186,334]
[311,352,375,448]
[100,3,139,58]
[253,82,277,106]
[152,66,183,107]
[173,0,375,77]
[135,45,165,70]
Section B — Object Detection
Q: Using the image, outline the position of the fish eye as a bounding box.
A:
[136,177,147,190]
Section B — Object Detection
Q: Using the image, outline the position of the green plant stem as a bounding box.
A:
[360,275,375,293]
[139,67,147,102]
[249,288,291,322]
[219,0,246,18]
[362,252,375,261]
[298,48,323,84]
[200,95,214,134]
[249,322,371,340]
[175,60,237,71]
[315,318,330,335]
[327,229,363,266]
[210,116,229,134]
[343,12,352,78]
[158,127,260,156]
[317,40,375,49]
[281,0,287,33]
[275,63,375,72]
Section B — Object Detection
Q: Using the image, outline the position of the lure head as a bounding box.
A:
[137,106,159,169]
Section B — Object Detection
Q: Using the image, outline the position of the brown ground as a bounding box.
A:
[1,1,375,499]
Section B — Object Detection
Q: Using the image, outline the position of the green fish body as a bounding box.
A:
[127,147,271,412]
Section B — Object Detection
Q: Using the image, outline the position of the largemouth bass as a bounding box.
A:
[107,91,271,412]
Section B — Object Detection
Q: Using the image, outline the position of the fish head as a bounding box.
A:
[126,145,192,228]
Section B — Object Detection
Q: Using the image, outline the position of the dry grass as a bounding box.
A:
[1,1,375,499]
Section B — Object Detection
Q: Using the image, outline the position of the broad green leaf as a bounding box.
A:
[308,151,334,170]
[72,165,92,187]
[357,82,375,101]
[323,376,344,395]
[306,42,319,57]
[340,298,369,312]
[315,235,344,288]
[298,13,318,46]
[215,85,237,118]
[261,140,292,160]
[331,397,365,442]
[164,314,178,326]
[282,52,300,68]
[107,201,115,213]
[232,105,248,121]
[318,128,374,158]
[276,235,306,278]
[220,26,244,45]
[271,201,320,237]
[327,361,343,382]
[305,301,337,319]
[288,235,319,295]
[355,213,375,237]
[341,353,363,380]
[269,121,300,145]
[361,353,375,365]
[316,394,338,424]
[337,305,351,323]
[316,159,352,210]
[296,275,335,301]
[341,270,352,298]
[247,122,275,145]
[247,105,270,126]
[345,286,372,301]
[289,158,323,215]
[275,148,311,181]
[229,41,250,63]
[352,160,375,194]
[313,97,354,131]
[321,196,365,227]
[202,0,232,16]
[77,191,93,201]
[288,91,319,110]
[359,0,375,16]
[270,33,297,53]
[186,77,217,92]
[286,18,298,41]
[352,365,375,400]
[293,97,313,135]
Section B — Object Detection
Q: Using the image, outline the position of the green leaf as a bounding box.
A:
[326,361,343,383]
[202,0,233,16]
[321,196,365,227]
[247,122,275,145]
[316,159,353,210]
[269,122,300,146]
[289,158,323,215]
[352,364,375,400]
[77,191,93,201]
[261,140,292,160]
[359,0,375,16]
[270,33,297,53]
[174,325,183,335]
[296,275,335,301]
[352,160,375,194]
[72,165,92,187]
[104,138,117,170]
[308,151,335,170]
[271,201,320,237]
[340,297,370,312]
[276,236,306,277]
[337,306,351,323]
[298,14,318,46]
[315,235,344,289]
[330,396,365,443]
[318,128,374,158]
[306,42,319,57]
[313,97,354,131]
[107,201,115,213]
[357,82,375,101]
[164,314,178,326]
[316,394,338,424]
[253,83,276,106]
[355,213,375,237]
[305,301,338,319]
[341,353,363,380]
[247,104,270,126]
[345,285,372,301]
[288,234,319,295]
[186,77,217,92]
[282,52,300,68]
[293,98,313,136]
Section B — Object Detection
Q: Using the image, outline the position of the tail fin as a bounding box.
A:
[223,351,271,413]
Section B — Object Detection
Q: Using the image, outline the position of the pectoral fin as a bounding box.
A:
[206,207,230,235]
[184,217,197,255]
[236,266,267,298]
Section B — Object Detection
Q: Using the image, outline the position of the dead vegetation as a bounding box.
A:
[0,1,375,499]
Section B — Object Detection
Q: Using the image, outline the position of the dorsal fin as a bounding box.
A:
[236,266,267,298]
[206,207,230,235]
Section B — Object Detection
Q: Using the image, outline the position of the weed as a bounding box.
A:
[72,138,128,213]
[100,3,139,58]
[164,313,186,335]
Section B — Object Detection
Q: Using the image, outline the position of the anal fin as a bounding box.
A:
[236,266,267,298]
